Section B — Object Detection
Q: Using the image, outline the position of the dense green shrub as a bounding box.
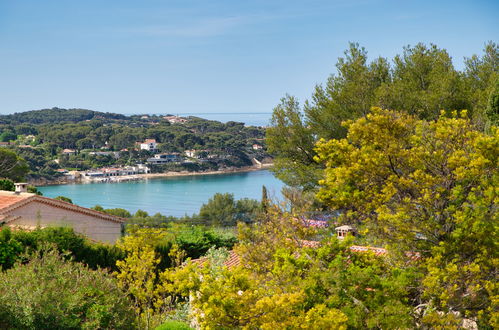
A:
[0,228,23,270]
[0,248,135,329]
[155,320,193,330]
[10,227,124,271]
[0,178,15,191]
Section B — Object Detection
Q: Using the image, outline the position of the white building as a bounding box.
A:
[139,139,158,152]
[147,153,182,164]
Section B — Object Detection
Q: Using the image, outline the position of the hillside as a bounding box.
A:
[0,107,127,124]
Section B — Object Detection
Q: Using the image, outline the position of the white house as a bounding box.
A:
[139,139,158,152]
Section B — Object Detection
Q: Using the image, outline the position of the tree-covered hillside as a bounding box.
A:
[0,107,127,125]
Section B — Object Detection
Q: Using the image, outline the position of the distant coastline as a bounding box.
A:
[32,164,273,187]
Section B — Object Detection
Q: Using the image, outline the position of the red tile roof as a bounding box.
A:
[190,250,240,269]
[0,194,30,210]
[190,241,419,269]
[0,191,125,224]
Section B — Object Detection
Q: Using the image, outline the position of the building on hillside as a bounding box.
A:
[0,184,125,243]
[0,142,13,147]
[335,225,356,239]
[163,115,188,124]
[88,151,121,159]
[61,148,76,155]
[252,144,263,150]
[83,165,149,179]
[147,153,182,164]
[139,139,158,152]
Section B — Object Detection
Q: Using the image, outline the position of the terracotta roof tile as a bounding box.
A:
[190,242,420,270]
[0,194,30,210]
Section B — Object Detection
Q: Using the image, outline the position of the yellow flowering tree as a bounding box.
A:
[115,228,172,328]
[315,108,498,327]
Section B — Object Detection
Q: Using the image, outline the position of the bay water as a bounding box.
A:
[38,170,284,217]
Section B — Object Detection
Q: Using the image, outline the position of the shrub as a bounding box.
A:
[155,321,193,330]
[0,178,15,191]
[11,227,124,271]
[0,228,23,270]
[0,247,136,329]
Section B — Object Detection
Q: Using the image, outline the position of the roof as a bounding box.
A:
[349,245,387,256]
[335,225,355,231]
[143,139,157,143]
[189,242,419,269]
[0,193,29,209]
[190,250,240,269]
[0,191,125,224]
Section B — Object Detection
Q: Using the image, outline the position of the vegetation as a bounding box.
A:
[0,41,496,328]
[0,148,29,181]
[267,42,498,189]
[315,109,498,326]
[0,247,135,329]
[0,109,268,181]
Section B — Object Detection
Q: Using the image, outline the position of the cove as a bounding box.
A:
[38,170,284,217]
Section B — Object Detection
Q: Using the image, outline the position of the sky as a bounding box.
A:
[0,0,497,115]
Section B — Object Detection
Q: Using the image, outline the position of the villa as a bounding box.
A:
[0,183,125,243]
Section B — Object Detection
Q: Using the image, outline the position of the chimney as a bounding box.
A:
[14,183,28,194]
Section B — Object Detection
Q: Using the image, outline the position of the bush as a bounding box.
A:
[155,320,193,330]
[11,227,124,271]
[0,228,23,270]
[0,178,15,191]
[0,247,136,329]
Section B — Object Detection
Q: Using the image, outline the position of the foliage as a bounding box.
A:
[27,184,43,195]
[155,320,192,330]
[485,76,499,129]
[55,195,73,203]
[0,228,23,270]
[268,42,498,189]
[115,228,178,329]
[9,227,124,271]
[92,205,132,218]
[167,208,417,329]
[1,108,267,181]
[0,148,29,181]
[0,178,15,191]
[464,41,499,129]
[0,107,126,124]
[198,192,260,226]
[376,43,468,119]
[0,247,135,329]
[315,108,498,327]
[267,95,322,189]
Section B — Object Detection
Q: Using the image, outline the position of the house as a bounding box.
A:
[0,142,12,147]
[189,243,419,270]
[185,149,197,158]
[139,139,158,152]
[252,144,263,150]
[88,151,121,159]
[0,184,125,243]
[335,225,356,239]
[147,153,182,164]
[163,115,188,124]
[61,148,76,155]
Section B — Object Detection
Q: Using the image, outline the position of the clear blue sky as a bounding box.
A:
[0,0,497,115]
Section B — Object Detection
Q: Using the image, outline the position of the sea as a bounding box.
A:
[174,112,272,127]
[38,112,281,217]
[38,170,284,217]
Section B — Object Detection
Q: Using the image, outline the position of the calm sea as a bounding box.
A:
[38,170,284,217]
[176,112,272,127]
